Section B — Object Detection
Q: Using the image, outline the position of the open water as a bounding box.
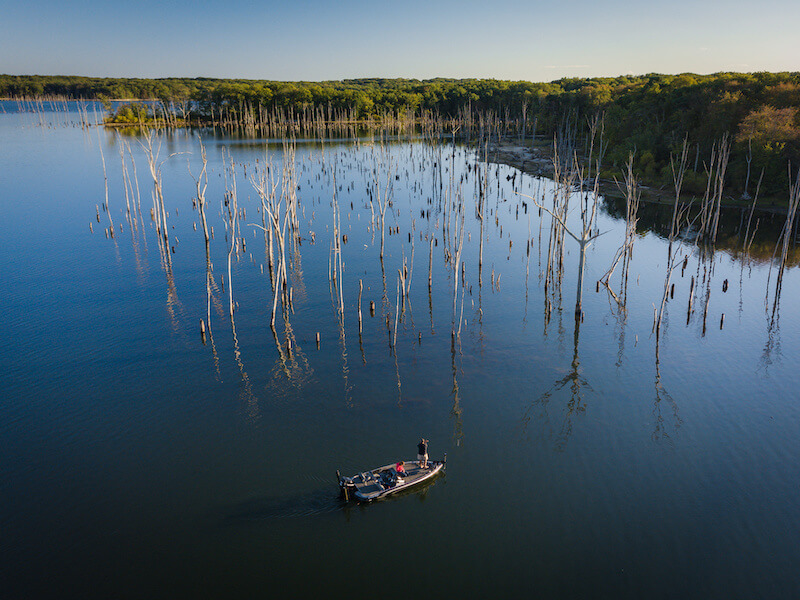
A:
[1,101,799,599]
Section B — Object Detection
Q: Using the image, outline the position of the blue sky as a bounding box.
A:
[2,0,798,81]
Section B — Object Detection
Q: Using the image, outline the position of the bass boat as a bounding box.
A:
[337,456,446,502]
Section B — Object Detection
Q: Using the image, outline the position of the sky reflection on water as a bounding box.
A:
[1,107,799,599]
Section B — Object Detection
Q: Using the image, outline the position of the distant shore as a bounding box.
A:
[489,139,791,215]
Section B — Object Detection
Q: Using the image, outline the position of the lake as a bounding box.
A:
[1,101,799,599]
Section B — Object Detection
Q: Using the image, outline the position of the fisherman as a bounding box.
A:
[417,438,428,469]
[395,460,406,476]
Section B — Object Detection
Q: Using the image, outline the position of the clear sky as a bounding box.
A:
[2,0,798,82]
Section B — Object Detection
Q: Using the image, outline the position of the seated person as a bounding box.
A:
[395,461,406,477]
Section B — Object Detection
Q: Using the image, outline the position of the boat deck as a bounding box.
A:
[347,461,442,501]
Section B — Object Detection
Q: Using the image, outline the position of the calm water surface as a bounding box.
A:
[1,102,799,599]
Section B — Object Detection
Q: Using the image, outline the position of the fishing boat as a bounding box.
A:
[337,456,446,502]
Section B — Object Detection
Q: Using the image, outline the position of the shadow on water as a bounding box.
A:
[224,475,446,522]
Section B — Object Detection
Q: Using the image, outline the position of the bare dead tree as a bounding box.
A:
[188,135,210,244]
[696,134,731,244]
[668,137,690,261]
[116,133,133,228]
[224,153,238,318]
[742,168,765,258]
[451,187,467,340]
[373,151,394,261]
[519,122,606,319]
[766,166,800,318]
[600,152,641,307]
[742,137,753,200]
[655,143,698,340]
[139,128,184,256]
[250,149,288,329]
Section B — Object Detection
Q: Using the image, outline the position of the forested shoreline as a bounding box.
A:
[3,72,799,200]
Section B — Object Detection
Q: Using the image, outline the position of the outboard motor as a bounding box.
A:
[337,471,356,500]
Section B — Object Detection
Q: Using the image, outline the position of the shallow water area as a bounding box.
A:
[1,101,799,599]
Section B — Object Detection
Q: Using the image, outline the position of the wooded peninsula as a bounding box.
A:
[3,73,799,201]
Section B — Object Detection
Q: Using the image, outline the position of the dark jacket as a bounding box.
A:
[418,441,428,455]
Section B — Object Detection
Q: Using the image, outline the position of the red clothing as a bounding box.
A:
[395,462,405,474]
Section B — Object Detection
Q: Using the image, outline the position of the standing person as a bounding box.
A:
[417,438,428,469]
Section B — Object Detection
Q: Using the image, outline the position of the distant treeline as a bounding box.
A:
[2,73,799,199]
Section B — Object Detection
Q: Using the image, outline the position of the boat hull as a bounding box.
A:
[339,460,444,502]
